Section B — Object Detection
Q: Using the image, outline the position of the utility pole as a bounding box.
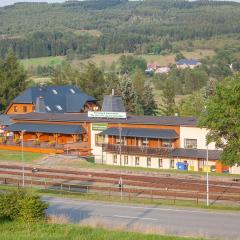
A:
[119,124,122,166]
[21,130,26,187]
[206,143,209,206]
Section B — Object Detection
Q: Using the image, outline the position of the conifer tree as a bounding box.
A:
[160,80,176,116]
[143,83,157,116]
[0,51,27,112]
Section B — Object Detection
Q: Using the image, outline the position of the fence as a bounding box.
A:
[1,176,240,205]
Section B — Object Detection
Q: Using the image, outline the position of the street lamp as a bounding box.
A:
[21,130,26,187]
[206,143,209,206]
[119,125,122,166]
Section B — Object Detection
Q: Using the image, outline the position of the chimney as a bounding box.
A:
[35,96,46,113]
[102,94,126,113]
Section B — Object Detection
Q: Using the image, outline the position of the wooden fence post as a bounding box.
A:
[196,192,199,205]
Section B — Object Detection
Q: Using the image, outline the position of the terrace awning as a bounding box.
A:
[5,122,86,135]
[99,127,178,139]
[172,148,222,160]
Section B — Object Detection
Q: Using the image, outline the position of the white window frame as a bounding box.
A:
[184,139,197,149]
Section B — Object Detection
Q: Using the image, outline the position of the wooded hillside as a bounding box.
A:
[1,0,240,58]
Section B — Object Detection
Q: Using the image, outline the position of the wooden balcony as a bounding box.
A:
[102,144,172,157]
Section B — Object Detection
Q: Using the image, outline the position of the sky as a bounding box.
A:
[0,0,66,7]
[0,0,239,7]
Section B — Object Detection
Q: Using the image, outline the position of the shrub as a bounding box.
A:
[48,141,56,147]
[34,139,40,145]
[0,190,48,223]
[18,194,48,223]
[14,138,20,144]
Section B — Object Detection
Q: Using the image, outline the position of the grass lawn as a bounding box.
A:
[60,158,239,179]
[0,220,204,240]
[21,56,65,69]
[0,150,44,162]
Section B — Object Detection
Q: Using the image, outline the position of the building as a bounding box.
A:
[1,90,237,173]
[5,85,98,114]
[155,67,170,74]
[176,59,201,69]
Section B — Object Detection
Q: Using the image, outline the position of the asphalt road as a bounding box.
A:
[44,196,240,239]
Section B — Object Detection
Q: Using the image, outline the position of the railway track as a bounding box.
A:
[0,163,239,202]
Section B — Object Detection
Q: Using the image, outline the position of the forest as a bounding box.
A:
[1,0,240,58]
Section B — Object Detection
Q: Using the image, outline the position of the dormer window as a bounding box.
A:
[52,89,58,94]
[56,105,63,111]
[46,106,51,111]
[70,88,75,94]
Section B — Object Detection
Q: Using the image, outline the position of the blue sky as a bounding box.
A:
[0,0,66,7]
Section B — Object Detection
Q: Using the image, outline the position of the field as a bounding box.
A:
[0,220,203,240]
[0,150,44,162]
[21,56,65,69]
[20,49,215,76]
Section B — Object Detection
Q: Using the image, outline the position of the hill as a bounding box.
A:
[1,0,240,58]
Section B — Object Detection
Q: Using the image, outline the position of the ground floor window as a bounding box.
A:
[158,158,163,168]
[124,155,128,165]
[113,155,117,164]
[135,156,140,166]
[170,159,174,168]
[147,157,151,167]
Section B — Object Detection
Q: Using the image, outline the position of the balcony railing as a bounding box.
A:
[102,144,172,157]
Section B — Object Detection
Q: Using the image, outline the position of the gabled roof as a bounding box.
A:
[13,112,198,127]
[5,122,86,135]
[10,85,96,113]
[0,114,14,126]
[99,127,178,139]
[176,59,200,65]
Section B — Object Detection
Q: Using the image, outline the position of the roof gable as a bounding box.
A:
[176,59,200,65]
[11,85,96,113]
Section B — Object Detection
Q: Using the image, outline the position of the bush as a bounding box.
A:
[0,190,48,223]
[86,156,95,163]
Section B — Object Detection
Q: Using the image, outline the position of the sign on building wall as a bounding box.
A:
[92,123,108,131]
[88,111,127,119]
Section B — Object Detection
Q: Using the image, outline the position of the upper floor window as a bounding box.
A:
[70,88,75,94]
[13,106,18,112]
[56,105,63,111]
[184,139,197,149]
[23,106,27,113]
[52,89,58,94]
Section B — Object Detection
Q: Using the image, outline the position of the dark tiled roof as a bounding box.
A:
[172,148,222,160]
[102,95,126,112]
[11,85,96,113]
[13,112,197,127]
[176,59,200,65]
[0,114,14,126]
[99,127,178,139]
[5,122,86,135]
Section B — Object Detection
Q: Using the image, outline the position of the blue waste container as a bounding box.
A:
[176,162,188,170]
